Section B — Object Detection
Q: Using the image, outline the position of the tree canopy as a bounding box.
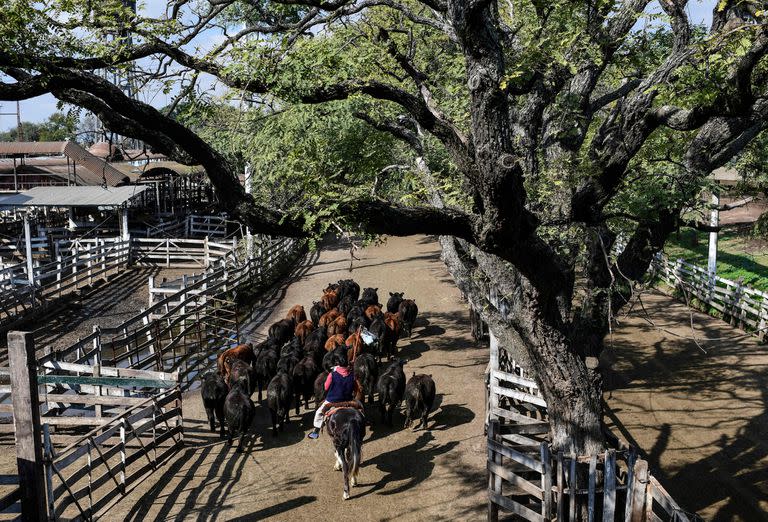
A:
[1,0,767,453]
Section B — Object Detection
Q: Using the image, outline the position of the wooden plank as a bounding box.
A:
[487,419,500,522]
[491,369,540,390]
[489,491,546,522]
[602,449,616,522]
[487,439,543,473]
[500,421,550,435]
[624,448,637,522]
[0,488,21,512]
[487,461,543,499]
[556,451,565,522]
[7,331,47,521]
[38,375,177,388]
[491,386,548,407]
[41,394,148,407]
[540,443,552,521]
[649,477,689,521]
[569,456,576,522]
[588,454,597,522]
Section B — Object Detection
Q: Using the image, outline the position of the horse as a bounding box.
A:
[325,407,366,500]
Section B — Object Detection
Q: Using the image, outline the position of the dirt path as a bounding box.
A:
[604,290,768,521]
[107,235,488,521]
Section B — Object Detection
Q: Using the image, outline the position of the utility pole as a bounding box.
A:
[0,102,24,141]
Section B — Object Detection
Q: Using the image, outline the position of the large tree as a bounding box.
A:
[1,0,767,454]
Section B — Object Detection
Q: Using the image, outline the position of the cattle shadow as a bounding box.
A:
[228,496,317,521]
[428,403,475,431]
[357,431,459,497]
[252,408,315,451]
[398,339,429,361]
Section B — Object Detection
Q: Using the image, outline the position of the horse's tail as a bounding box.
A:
[349,417,362,477]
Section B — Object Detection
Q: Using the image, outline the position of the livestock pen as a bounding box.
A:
[0,233,306,520]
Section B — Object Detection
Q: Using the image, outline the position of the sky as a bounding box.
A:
[0,0,717,131]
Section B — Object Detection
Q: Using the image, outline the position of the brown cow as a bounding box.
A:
[365,304,383,322]
[383,314,402,357]
[286,305,307,327]
[327,315,348,337]
[318,309,341,329]
[294,320,314,344]
[217,343,254,382]
[320,289,339,311]
[345,329,364,363]
[324,334,346,352]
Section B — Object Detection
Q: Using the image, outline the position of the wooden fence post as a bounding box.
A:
[541,443,553,520]
[602,449,617,522]
[629,459,649,522]
[487,419,501,522]
[7,331,47,521]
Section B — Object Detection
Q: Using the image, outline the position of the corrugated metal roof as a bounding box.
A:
[63,142,129,186]
[0,142,68,155]
[0,185,149,207]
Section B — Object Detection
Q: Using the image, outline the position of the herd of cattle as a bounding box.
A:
[200,279,437,452]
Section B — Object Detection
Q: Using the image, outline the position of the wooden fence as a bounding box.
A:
[0,332,183,520]
[481,285,695,521]
[186,214,229,238]
[652,254,768,339]
[35,235,304,388]
[131,237,236,268]
[0,239,130,328]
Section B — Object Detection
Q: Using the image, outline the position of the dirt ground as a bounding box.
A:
[604,290,768,521]
[106,235,489,521]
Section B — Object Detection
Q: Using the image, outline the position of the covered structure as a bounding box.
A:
[0,141,134,190]
[0,186,148,281]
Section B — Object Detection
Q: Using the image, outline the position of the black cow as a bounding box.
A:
[337,279,361,302]
[360,287,379,307]
[368,317,387,361]
[310,301,326,326]
[201,371,228,437]
[269,318,295,345]
[376,359,407,426]
[323,345,347,372]
[228,359,256,396]
[293,355,319,413]
[314,370,329,408]
[253,347,279,402]
[224,376,255,452]
[386,292,405,314]
[398,299,419,337]
[353,353,378,405]
[404,373,436,430]
[266,371,293,435]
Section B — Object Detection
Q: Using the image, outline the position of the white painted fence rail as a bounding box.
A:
[652,254,768,339]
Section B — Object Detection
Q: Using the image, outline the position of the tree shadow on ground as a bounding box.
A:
[604,292,768,520]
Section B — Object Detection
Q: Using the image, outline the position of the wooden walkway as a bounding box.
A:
[107,235,489,521]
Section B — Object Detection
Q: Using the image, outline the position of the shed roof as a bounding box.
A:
[711,167,742,186]
[0,142,68,156]
[0,185,148,208]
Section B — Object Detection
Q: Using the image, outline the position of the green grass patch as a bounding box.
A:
[664,227,768,291]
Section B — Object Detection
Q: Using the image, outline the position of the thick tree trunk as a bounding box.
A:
[439,235,605,454]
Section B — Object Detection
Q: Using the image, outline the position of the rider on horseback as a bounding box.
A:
[308,352,359,439]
